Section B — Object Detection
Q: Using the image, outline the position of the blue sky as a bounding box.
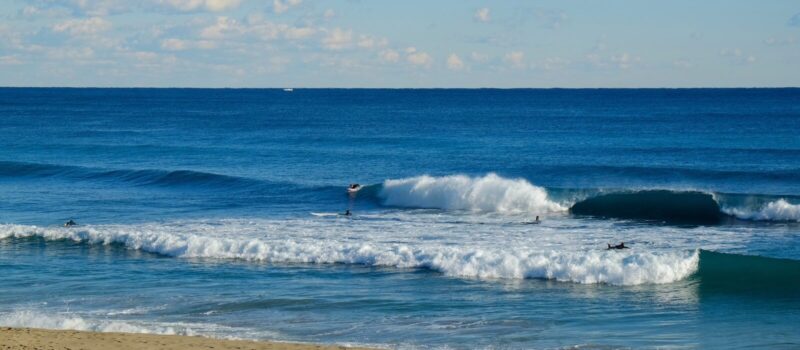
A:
[1,0,799,87]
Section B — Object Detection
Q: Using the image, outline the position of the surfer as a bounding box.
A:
[343,210,352,216]
[64,219,77,227]
[607,242,628,250]
[524,216,541,225]
[347,183,362,193]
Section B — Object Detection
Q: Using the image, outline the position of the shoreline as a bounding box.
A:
[0,327,378,350]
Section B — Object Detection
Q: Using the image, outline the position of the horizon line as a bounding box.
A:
[2,86,799,90]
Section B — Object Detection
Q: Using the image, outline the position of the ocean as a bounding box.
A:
[0,88,798,349]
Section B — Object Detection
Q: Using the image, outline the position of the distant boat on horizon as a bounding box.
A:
[283,88,294,92]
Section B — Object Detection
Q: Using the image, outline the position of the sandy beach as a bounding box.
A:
[0,328,376,350]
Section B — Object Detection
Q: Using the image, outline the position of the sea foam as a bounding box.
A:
[723,199,800,222]
[0,310,191,335]
[379,173,566,214]
[0,223,698,286]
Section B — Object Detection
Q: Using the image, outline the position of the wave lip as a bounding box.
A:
[570,190,724,224]
[378,173,566,214]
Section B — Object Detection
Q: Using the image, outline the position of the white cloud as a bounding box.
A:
[161,38,187,50]
[357,35,387,48]
[503,51,525,69]
[199,16,244,39]
[764,37,797,46]
[133,51,159,61]
[160,38,217,50]
[474,8,490,22]
[0,55,22,65]
[50,0,129,16]
[610,52,639,69]
[46,47,95,60]
[323,9,336,19]
[446,53,464,70]
[379,49,399,63]
[273,0,302,14]
[405,47,432,66]
[52,17,112,36]
[535,8,567,29]
[470,51,489,63]
[586,51,640,69]
[154,0,241,12]
[539,56,569,70]
[322,28,352,50]
[284,26,315,40]
[720,48,756,64]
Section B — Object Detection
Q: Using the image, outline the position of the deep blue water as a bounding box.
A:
[0,88,799,349]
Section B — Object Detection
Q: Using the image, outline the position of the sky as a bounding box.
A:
[0,0,799,88]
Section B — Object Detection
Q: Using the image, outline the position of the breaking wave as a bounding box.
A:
[0,224,696,286]
[721,199,800,222]
[0,310,194,335]
[378,173,567,214]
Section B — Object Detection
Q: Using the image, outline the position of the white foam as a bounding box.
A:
[0,310,191,335]
[724,199,800,222]
[379,173,567,214]
[0,221,699,286]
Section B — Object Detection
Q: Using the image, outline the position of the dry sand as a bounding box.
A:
[0,328,377,350]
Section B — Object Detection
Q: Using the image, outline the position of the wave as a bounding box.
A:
[378,173,566,214]
[721,199,800,222]
[0,160,262,190]
[0,223,696,286]
[568,189,800,224]
[0,310,194,335]
[696,250,800,293]
[3,223,798,290]
[4,162,797,223]
[569,190,724,224]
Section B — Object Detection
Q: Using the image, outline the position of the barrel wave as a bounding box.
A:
[569,190,725,224]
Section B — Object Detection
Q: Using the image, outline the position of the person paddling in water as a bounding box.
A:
[64,219,77,227]
[343,210,352,216]
[607,242,628,250]
[524,215,541,225]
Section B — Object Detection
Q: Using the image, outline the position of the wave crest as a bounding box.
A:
[723,199,800,222]
[379,173,566,214]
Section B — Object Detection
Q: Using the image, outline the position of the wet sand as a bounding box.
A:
[0,328,376,350]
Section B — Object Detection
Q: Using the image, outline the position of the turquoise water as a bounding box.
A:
[1,88,799,349]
